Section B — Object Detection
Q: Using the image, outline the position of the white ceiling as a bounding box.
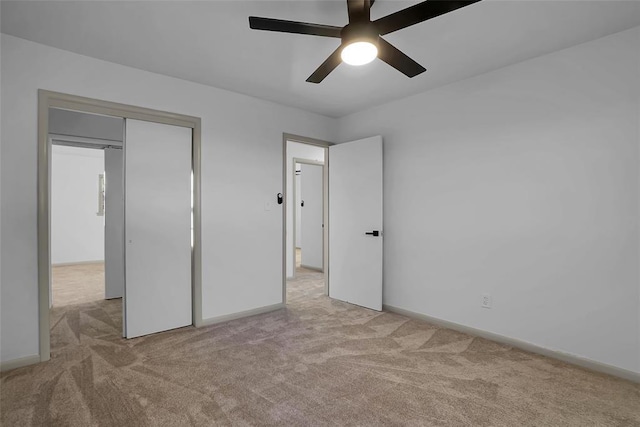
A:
[2,1,639,117]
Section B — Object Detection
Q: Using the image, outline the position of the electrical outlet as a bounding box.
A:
[481,294,492,309]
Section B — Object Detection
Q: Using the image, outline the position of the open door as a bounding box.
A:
[329,136,383,311]
[124,119,192,338]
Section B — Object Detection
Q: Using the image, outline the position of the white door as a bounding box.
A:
[124,119,192,338]
[329,136,383,311]
[300,163,323,270]
[104,147,124,300]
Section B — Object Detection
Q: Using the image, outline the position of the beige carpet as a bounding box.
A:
[52,263,106,306]
[1,266,639,426]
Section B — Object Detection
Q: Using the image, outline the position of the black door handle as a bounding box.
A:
[365,230,380,237]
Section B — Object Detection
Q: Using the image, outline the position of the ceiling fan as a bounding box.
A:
[249,0,480,83]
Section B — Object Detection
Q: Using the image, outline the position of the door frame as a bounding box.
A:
[292,158,325,274]
[282,134,331,304]
[37,90,203,362]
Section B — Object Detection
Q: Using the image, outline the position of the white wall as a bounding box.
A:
[0,34,336,363]
[51,145,105,264]
[337,26,640,373]
[104,147,124,300]
[286,141,324,278]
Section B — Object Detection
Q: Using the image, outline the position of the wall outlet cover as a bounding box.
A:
[481,294,492,309]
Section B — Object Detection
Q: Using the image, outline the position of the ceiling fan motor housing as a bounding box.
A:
[341,22,380,49]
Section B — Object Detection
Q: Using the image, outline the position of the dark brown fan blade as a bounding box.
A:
[306,45,343,83]
[347,0,372,23]
[374,0,481,35]
[377,37,426,78]
[249,16,342,38]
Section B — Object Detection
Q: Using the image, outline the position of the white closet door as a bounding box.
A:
[124,119,192,338]
[329,136,383,311]
[300,163,323,270]
[104,147,124,300]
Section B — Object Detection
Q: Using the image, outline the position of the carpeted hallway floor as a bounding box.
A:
[1,265,639,426]
[52,263,106,306]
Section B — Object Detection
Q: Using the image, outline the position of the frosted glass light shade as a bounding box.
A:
[341,41,378,66]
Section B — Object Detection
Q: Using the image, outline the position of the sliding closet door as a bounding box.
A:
[124,119,192,338]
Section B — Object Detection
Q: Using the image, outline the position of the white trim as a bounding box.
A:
[200,303,285,326]
[383,304,640,384]
[52,260,104,267]
[0,355,41,372]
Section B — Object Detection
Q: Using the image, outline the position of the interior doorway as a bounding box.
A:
[283,135,330,304]
[294,160,324,272]
[50,144,108,307]
[284,134,384,312]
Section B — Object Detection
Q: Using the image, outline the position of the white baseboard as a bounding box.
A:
[52,260,104,267]
[0,354,41,372]
[383,304,640,384]
[300,264,323,272]
[200,303,285,327]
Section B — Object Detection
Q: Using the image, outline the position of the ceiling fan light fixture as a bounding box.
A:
[341,41,378,66]
[249,0,477,82]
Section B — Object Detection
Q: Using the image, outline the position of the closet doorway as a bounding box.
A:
[49,108,125,309]
[37,90,202,362]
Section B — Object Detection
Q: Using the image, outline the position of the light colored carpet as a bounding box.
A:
[1,265,639,426]
[52,263,105,306]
